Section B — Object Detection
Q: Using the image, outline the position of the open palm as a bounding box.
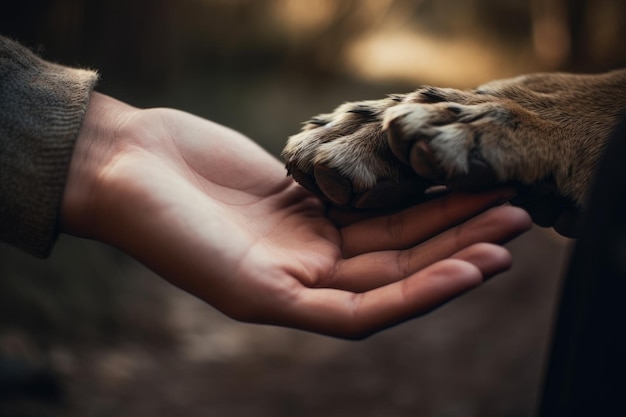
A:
[63,93,531,338]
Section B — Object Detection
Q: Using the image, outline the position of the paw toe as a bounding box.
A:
[313,165,354,206]
[408,140,445,181]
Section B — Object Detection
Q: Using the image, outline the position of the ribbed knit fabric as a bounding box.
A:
[0,36,99,257]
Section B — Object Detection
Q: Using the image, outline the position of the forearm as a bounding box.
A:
[0,36,99,256]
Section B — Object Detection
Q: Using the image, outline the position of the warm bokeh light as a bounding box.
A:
[344,30,530,87]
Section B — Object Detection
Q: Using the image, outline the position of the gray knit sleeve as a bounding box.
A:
[0,36,99,257]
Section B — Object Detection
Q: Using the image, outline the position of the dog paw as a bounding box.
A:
[283,81,596,239]
[283,70,626,239]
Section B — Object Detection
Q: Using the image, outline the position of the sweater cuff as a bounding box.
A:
[0,37,99,257]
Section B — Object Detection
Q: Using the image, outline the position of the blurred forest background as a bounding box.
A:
[1,1,625,416]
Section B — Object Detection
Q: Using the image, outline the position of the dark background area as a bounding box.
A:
[1,1,624,416]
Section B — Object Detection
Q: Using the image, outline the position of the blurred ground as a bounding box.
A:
[1,229,570,417]
[1,0,624,416]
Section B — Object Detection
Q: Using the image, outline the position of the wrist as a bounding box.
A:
[60,92,139,238]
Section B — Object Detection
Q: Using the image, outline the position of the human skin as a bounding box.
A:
[60,92,531,339]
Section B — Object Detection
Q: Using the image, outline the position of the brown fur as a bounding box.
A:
[282,70,626,235]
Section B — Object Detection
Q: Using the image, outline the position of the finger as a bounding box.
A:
[451,243,512,279]
[401,205,530,272]
[276,257,504,339]
[340,189,515,257]
[327,205,529,292]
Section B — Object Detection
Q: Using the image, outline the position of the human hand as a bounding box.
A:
[61,92,531,339]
